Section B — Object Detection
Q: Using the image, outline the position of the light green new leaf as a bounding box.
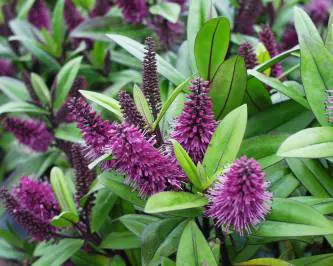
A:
[203,105,247,178]
[145,192,208,214]
[278,127,333,158]
[176,220,217,266]
[31,73,51,105]
[133,84,154,125]
[235,258,292,266]
[194,17,230,80]
[54,57,82,109]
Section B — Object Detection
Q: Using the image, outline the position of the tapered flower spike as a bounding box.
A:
[71,144,96,202]
[206,156,272,236]
[171,78,216,164]
[235,0,263,35]
[305,0,331,25]
[90,0,112,17]
[0,59,15,77]
[142,37,161,119]
[28,0,51,30]
[281,24,298,51]
[67,96,112,159]
[119,91,146,130]
[64,0,85,30]
[259,25,283,78]
[4,117,54,152]
[104,123,184,198]
[116,0,148,24]
[0,176,60,241]
[238,42,258,69]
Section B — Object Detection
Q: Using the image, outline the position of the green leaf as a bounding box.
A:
[171,140,203,190]
[210,56,247,119]
[271,174,300,198]
[51,211,79,227]
[291,197,333,215]
[119,214,160,237]
[0,101,48,115]
[142,218,187,266]
[287,158,333,197]
[17,0,36,18]
[54,123,83,143]
[145,192,208,214]
[100,231,141,250]
[33,239,84,266]
[91,188,117,232]
[194,17,230,80]
[176,220,217,266]
[187,0,215,72]
[133,84,154,125]
[255,198,333,237]
[326,10,333,53]
[31,73,51,105]
[80,90,123,120]
[0,239,25,261]
[149,2,181,23]
[50,167,78,220]
[235,258,292,266]
[54,57,82,109]
[107,34,185,85]
[36,151,61,178]
[278,127,333,158]
[88,153,112,170]
[71,252,110,266]
[99,172,145,208]
[248,70,310,109]
[290,254,333,266]
[0,77,29,101]
[52,0,65,51]
[203,105,247,178]
[161,257,176,266]
[9,36,61,70]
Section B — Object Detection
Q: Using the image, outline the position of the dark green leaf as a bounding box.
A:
[119,214,160,237]
[101,231,141,250]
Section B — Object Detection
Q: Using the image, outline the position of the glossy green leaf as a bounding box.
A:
[54,57,82,109]
[17,0,36,18]
[278,127,333,158]
[194,17,230,80]
[52,0,65,50]
[149,2,181,23]
[290,253,333,266]
[176,220,217,266]
[54,123,83,143]
[33,239,84,266]
[203,105,247,177]
[248,70,310,109]
[142,218,187,266]
[0,77,29,101]
[210,56,247,119]
[145,192,208,214]
[91,188,117,232]
[31,73,51,105]
[161,257,176,266]
[235,258,292,266]
[50,167,78,220]
[99,172,145,208]
[119,214,160,237]
[80,90,123,120]
[271,174,300,198]
[51,211,79,227]
[133,84,154,125]
[100,231,141,250]
[107,34,185,85]
[0,101,48,115]
[291,197,333,215]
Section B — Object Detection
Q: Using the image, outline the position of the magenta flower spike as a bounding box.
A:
[64,0,85,30]
[171,78,216,164]
[235,0,263,35]
[90,0,112,17]
[206,156,272,235]
[28,0,51,30]
[4,117,54,152]
[116,0,148,24]
[238,42,258,69]
[305,0,331,25]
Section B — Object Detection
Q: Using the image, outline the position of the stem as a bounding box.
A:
[215,227,231,266]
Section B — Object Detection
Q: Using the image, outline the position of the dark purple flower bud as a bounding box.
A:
[64,0,85,30]
[281,24,298,51]
[0,59,15,77]
[67,96,112,158]
[0,180,58,241]
[238,42,258,69]
[235,0,263,35]
[142,37,161,119]
[28,0,51,30]
[90,0,112,17]
[206,156,272,235]
[105,123,184,197]
[116,0,148,24]
[147,16,184,49]
[56,140,74,163]
[119,91,146,130]
[4,117,54,152]
[171,78,216,164]
[305,0,331,25]
[259,25,283,77]
[12,176,60,221]
[71,144,96,202]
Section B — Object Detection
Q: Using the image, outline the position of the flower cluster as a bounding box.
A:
[4,117,54,152]
[206,156,272,235]
[305,0,331,25]
[171,78,216,164]
[0,177,59,241]
[116,0,148,25]
[235,0,263,35]
[28,0,51,30]
[238,42,258,69]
